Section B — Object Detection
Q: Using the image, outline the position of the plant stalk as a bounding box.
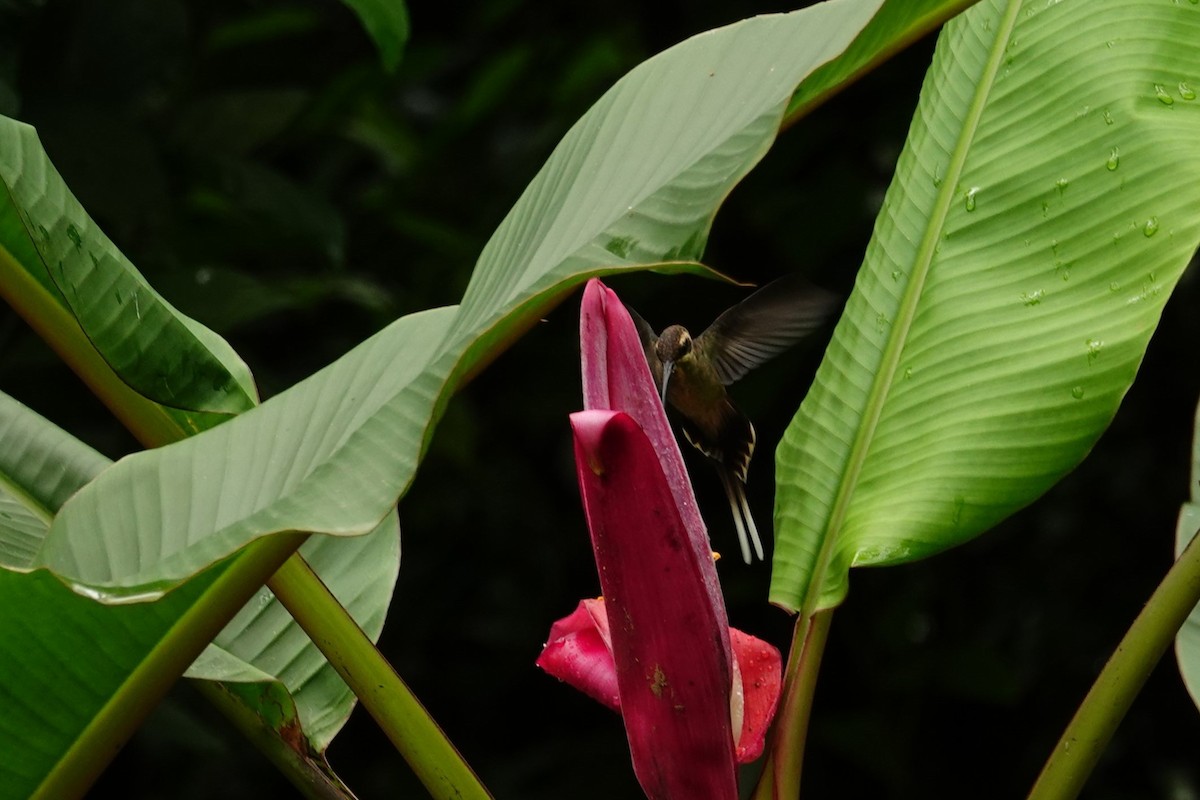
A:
[194,679,358,800]
[751,608,834,800]
[31,533,308,800]
[1027,527,1200,800]
[267,553,493,800]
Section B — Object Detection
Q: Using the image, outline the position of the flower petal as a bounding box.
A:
[538,596,781,764]
[730,628,782,763]
[578,279,730,653]
[570,408,738,800]
[536,598,620,711]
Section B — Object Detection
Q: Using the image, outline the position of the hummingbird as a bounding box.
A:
[626,275,839,563]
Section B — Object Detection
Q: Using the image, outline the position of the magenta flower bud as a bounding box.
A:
[537,279,782,799]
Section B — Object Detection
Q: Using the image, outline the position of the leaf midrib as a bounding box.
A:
[798,0,1021,618]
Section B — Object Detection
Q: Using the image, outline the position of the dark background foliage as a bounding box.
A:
[3,0,1199,798]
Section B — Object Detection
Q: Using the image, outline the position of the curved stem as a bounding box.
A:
[752,608,834,800]
[194,679,357,800]
[30,533,308,800]
[1027,527,1200,800]
[268,555,493,800]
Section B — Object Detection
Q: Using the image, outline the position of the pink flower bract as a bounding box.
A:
[535,279,782,799]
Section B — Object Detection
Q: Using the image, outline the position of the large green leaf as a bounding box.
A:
[0,568,223,799]
[0,394,234,800]
[773,0,1200,612]
[186,519,400,751]
[0,117,257,416]
[0,395,109,569]
[0,392,394,792]
[38,0,887,599]
[0,112,399,776]
[0,394,300,797]
[785,0,979,124]
[1175,397,1200,712]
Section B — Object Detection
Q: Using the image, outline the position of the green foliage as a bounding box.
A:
[773,0,1200,612]
[1,0,1199,797]
[38,0,884,601]
[339,0,410,73]
[1176,399,1200,712]
[0,118,257,415]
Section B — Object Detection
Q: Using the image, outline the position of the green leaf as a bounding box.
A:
[339,0,410,73]
[0,395,301,797]
[187,514,400,750]
[0,567,224,800]
[41,0,887,599]
[772,0,1200,612]
[0,392,110,569]
[0,392,390,792]
[0,394,217,798]
[1175,397,1200,713]
[0,116,257,416]
[786,0,981,123]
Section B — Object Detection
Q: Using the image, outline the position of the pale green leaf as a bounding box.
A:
[773,0,1200,611]
[0,116,257,416]
[1175,398,1200,713]
[0,392,108,570]
[187,515,400,750]
[0,566,222,799]
[0,393,391,788]
[42,0,887,599]
[786,0,980,123]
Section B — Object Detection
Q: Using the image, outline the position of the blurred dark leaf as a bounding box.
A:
[339,0,410,73]
[171,90,310,156]
[189,156,347,266]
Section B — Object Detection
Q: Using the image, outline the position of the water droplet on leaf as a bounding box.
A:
[1155,84,1175,105]
[1106,147,1120,171]
[1143,217,1160,237]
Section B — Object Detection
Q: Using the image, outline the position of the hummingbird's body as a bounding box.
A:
[628,276,838,563]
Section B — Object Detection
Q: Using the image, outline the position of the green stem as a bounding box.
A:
[751,608,834,800]
[267,554,493,800]
[194,679,357,800]
[31,533,308,800]
[1027,528,1200,800]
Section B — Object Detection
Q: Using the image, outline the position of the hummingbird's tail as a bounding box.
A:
[718,469,763,563]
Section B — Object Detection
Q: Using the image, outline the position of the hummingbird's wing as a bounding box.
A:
[623,303,659,359]
[679,399,755,484]
[696,275,840,386]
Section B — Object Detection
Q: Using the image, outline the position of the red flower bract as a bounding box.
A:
[538,597,782,765]
[536,279,782,799]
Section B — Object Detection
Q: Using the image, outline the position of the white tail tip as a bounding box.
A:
[720,472,764,563]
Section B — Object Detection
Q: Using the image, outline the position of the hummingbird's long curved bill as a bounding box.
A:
[659,361,675,405]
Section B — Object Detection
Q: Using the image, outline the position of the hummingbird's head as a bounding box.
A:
[655,325,693,364]
[654,325,692,404]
